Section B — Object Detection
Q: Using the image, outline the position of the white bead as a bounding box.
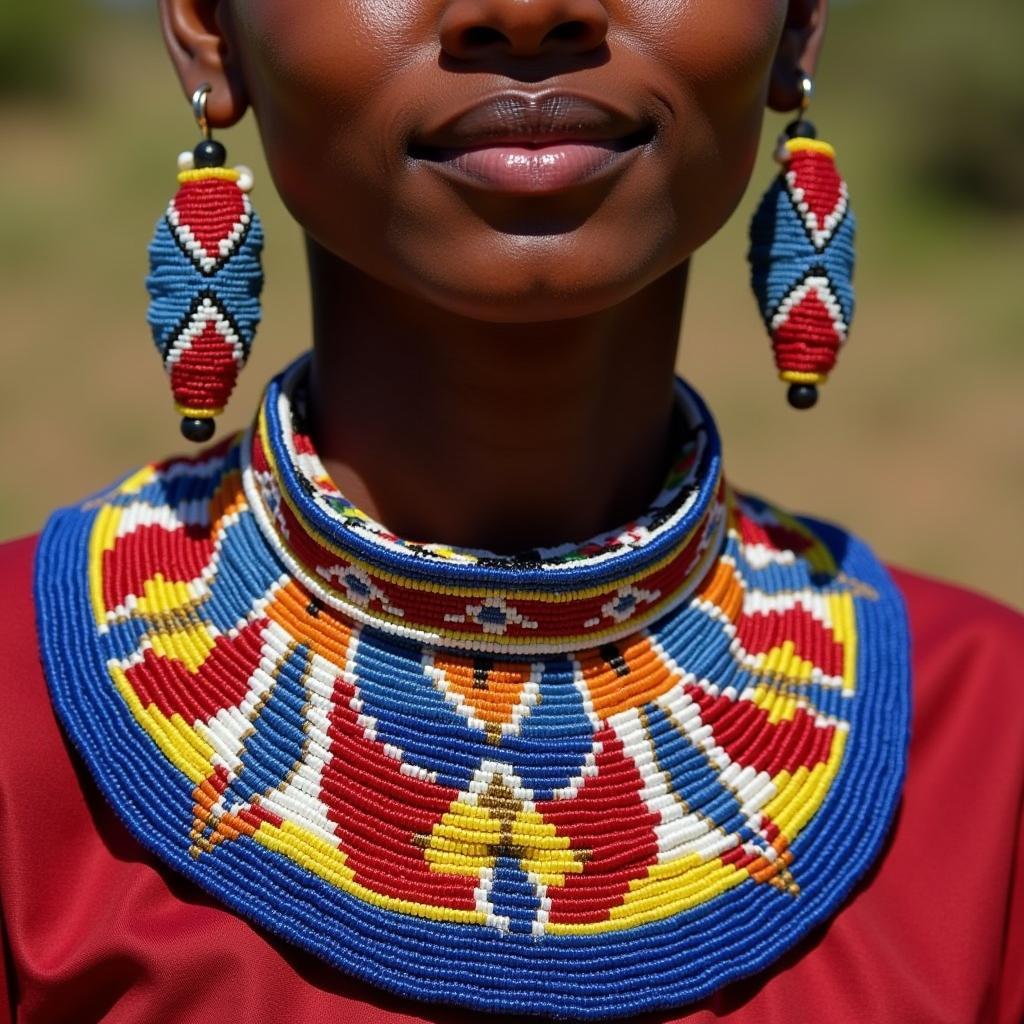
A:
[235,165,255,192]
[177,150,195,171]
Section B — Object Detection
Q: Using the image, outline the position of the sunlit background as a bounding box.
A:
[1,1,1021,607]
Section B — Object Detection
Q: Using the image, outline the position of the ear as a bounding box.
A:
[158,0,248,127]
[768,0,828,113]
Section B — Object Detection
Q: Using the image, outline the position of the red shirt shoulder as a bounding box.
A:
[891,562,1024,649]
[0,533,38,652]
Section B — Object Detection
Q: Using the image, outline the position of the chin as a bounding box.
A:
[412,263,655,324]
[400,222,675,324]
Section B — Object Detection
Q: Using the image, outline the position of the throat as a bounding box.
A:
[305,256,687,554]
[310,373,683,553]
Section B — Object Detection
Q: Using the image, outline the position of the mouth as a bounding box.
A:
[409,90,655,195]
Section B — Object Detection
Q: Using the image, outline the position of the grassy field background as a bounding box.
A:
[1,3,1021,608]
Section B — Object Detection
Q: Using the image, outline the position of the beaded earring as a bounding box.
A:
[748,72,856,409]
[146,83,264,442]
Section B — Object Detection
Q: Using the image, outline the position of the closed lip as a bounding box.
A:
[408,89,654,195]
[409,89,654,155]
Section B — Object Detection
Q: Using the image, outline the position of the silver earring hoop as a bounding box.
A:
[796,70,814,114]
[191,83,213,140]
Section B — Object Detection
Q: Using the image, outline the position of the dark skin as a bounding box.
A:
[160,0,826,552]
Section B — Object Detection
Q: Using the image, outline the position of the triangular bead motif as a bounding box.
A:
[165,295,247,412]
[425,653,542,744]
[785,148,848,251]
[771,274,848,348]
[168,177,252,275]
[164,295,246,369]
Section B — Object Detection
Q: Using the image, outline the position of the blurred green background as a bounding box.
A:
[1,1,1021,607]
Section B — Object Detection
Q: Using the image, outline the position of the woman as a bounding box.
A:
[1,0,1021,1021]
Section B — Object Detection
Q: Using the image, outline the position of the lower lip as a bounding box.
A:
[418,140,638,194]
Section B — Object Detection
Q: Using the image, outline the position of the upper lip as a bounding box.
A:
[411,90,651,152]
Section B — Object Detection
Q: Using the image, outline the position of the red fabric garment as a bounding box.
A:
[2,532,1022,1024]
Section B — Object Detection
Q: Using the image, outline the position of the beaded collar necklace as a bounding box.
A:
[36,354,910,1020]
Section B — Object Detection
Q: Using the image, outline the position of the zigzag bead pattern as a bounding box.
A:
[36,354,909,1019]
[146,165,264,420]
[749,138,856,389]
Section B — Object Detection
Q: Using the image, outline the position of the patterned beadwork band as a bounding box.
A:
[248,359,729,653]
[36,354,909,1019]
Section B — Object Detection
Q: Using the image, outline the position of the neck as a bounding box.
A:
[306,239,687,552]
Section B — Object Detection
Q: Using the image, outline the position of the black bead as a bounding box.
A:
[181,416,216,442]
[785,119,817,141]
[193,138,227,168]
[787,383,819,410]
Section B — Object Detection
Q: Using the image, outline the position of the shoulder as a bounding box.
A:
[0,532,74,826]
[885,563,1024,823]
[0,532,52,711]
[890,561,1022,630]
[0,532,36,581]
[888,562,1024,677]
[878,568,1024,1020]
[887,564,1024,759]
[0,533,40,664]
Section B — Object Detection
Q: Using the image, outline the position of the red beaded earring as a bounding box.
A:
[748,73,856,409]
[145,84,265,442]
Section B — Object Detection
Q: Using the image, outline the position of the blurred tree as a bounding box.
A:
[844,0,1024,215]
[0,2,88,99]
[916,78,1024,214]
[880,1,1024,214]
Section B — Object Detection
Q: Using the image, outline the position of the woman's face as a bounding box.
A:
[218,0,792,321]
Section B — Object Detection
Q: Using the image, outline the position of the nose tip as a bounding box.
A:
[439,0,609,60]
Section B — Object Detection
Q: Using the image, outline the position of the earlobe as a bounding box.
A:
[767,0,828,112]
[158,0,249,126]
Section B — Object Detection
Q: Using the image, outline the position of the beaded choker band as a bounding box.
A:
[36,354,909,1019]
[248,359,728,654]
